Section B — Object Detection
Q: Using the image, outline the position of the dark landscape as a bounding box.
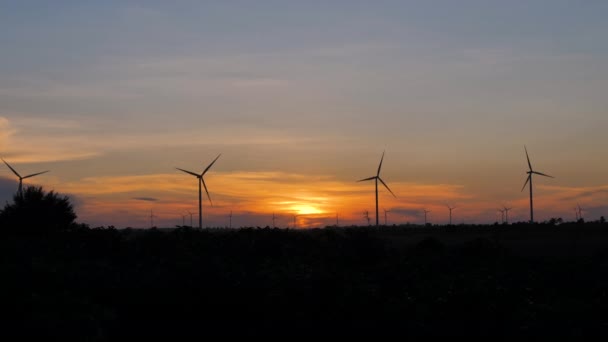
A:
[4,221,608,338]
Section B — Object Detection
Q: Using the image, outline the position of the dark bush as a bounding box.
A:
[0,186,77,233]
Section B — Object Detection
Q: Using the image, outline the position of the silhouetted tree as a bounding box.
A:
[0,186,77,233]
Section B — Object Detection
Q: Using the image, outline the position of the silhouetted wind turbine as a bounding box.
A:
[150,209,157,228]
[336,212,339,227]
[423,209,430,225]
[228,210,233,228]
[357,151,396,227]
[292,214,298,228]
[521,146,554,223]
[187,211,193,227]
[2,158,49,196]
[272,212,277,228]
[364,210,371,226]
[577,203,584,221]
[497,209,505,224]
[383,208,391,226]
[503,206,512,224]
[446,204,456,225]
[574,207,580,221]
[176,154,221,229]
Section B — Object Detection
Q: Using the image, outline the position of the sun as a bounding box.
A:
[290,204,323,215]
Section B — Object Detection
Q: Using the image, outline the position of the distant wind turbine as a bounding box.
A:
[577,203,584,221]
[336,212,339,227]
[2,158,49,196]
[521,146,554,223]
[150,209,157,228]
[364,210,371,226]
[176,154,221,229]
[292,214,298,229]
[497,209,505,224]
[422,209,430,225]
[357,151,396,228]
[228,210,233,228]
[446,204,456,225]
[187,211,193,227]
[383,208,391,226]
[503,206,512,224]
[272,212,277,228]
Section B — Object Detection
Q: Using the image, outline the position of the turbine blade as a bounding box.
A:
[521,175,530,192]
[357,176,376,182]
[2,158,21,178]
[201,178,213,206]
[176,168,200,178]
[22,170,50,179]
[202,154,221,176]
[532,171,554,178]
[524,145,532,171]
[376,151,385,176]
[378,177,396,197]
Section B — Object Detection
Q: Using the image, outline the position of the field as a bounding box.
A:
[3,222,608,338]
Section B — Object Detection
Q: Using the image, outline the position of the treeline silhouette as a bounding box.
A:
[3,223,608,338]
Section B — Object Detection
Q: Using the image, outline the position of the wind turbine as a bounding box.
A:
[176,154,221,229]
[336,212,339,227]
[1,158,49,196]
[187,211,193,227]
[497,209,505,224]
[521,146,554,223]
[422,209,430,225]
[272,212,277,228]
[363,210,371,226]
[446,204,456,225]
[383,208,391,226]
[150,209,157,228]
[292,214,298,228]
[503,206,512,224]
[357,151,396,227]
[577,203,584,221]
[228,210,233,228]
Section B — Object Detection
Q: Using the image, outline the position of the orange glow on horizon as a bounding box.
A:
[7,170,606,228]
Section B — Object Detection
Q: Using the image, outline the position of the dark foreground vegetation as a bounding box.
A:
[3,222,608,339]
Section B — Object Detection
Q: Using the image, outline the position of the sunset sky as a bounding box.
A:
[1,1,607,228]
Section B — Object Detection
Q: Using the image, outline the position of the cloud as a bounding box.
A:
[132,197,159,202]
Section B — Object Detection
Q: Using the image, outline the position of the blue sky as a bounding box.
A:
[0,1,607,227]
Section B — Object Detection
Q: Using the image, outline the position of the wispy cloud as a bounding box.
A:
[132,197,159,202]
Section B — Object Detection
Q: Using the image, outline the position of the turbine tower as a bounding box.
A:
[176,154,221,229]
[150,209,157,228]
[446,204,456,225]
[521,146,554,223]
[503,206,512,224]
[383,208,391,226]
[272,212,277,228]
[423,209,430,225]
[364,210,371,226]
[228,210,233,228]
[2,158,49,196]
[577,203,584,221]
[497,209,505,224]
[292,214,298,229]
[187,211,193,227]
[357,151,396,227]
